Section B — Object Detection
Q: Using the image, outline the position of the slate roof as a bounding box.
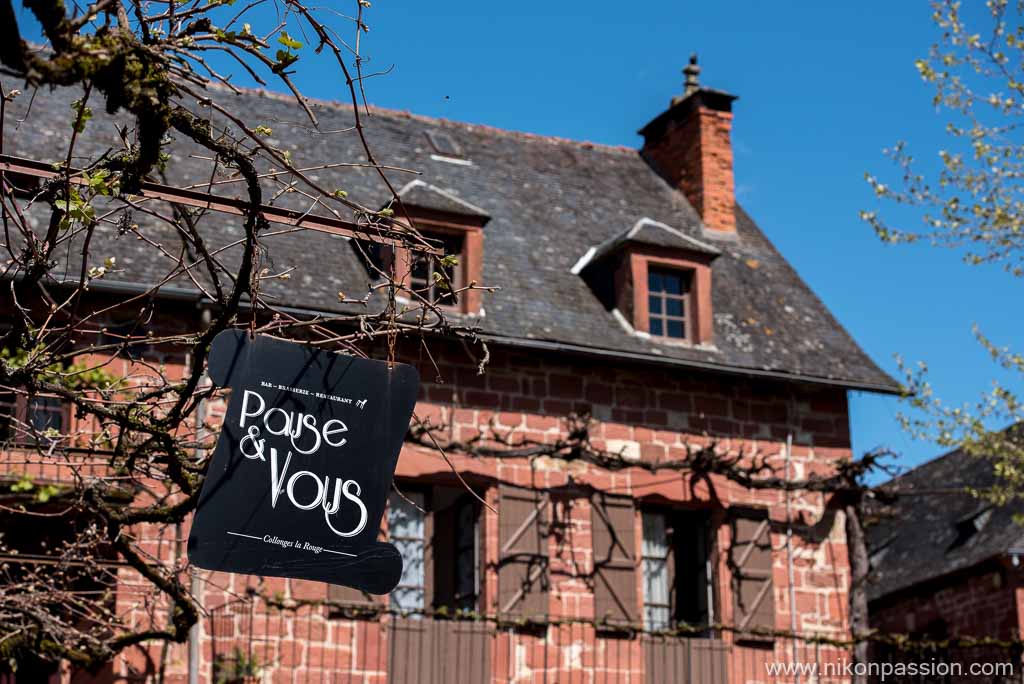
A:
[866,442,1024,602]
[1,79,898,392]
[577,218,721,272]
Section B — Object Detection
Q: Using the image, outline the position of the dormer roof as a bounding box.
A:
[396,180,490,223]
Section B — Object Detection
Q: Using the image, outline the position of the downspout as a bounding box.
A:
[785,431,800,681]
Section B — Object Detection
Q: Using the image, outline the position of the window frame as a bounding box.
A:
[639,506,716,634]
[641,510,673,631]
[625,249,713,345]
[389,210,485,315]
[408,229,466,310]
[387,489,429,614]
[646,267,692,341]
[0,390,70,447]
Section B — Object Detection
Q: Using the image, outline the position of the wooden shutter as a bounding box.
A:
[497,485,549,620]
[590,492,638,626]
[729,508,775,633]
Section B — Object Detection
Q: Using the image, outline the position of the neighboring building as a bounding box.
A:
[867,443,1024,676]
[1,57,898,683]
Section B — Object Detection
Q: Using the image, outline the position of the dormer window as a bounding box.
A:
[647,267,691,340]
[376,181,489,315]
[574,218,719,345]
[949,507,993,550]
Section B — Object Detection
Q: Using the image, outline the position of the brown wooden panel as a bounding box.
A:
[388,617,492,684]
[729,508,775,632]
[497,485,549,619]
[591,492,638,625]
[642,636,729,684]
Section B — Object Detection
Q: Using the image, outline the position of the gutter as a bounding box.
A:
[54,278,902,395]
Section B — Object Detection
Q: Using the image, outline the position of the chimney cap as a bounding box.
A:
[682,54,701,97]
[639,61,738,141]
[666,54,735,110]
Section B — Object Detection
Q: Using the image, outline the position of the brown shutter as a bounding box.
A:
[729,508,775,633]
[590,492,638,626]
[497,484,549,620]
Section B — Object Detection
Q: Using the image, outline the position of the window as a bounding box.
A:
[2,169,42,198]
[0,391,67,445]
[950,507,993,550]
[388,491,426,613]
[409,231,464,307]
[642,512,672,631]
[647,268,691,339]
[383,486,482,615]
[641,510,712,633]
[425,130,463,159]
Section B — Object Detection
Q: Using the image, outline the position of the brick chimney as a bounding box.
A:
[639,55,738,234]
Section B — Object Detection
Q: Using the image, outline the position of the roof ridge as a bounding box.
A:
[208,82,639,155]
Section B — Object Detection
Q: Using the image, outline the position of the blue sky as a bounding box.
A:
[344,1,1021,475]
[16,2,1022,475]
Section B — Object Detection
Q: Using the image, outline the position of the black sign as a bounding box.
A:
[187,330,419,594]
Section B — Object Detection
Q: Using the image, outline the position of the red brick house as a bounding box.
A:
[867,441,1024,678]
[0,57,898,683]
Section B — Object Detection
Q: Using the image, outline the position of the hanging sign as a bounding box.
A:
[187,330,418,594]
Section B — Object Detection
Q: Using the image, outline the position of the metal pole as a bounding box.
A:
[785,432,800,682]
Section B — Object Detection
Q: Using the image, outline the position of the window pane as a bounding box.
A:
[29,397,63,433]
[661,271,682,295]
[667,320,685,339]
[648,295,662,315]
[388,492,425,612]
[410,256,431,284]
[646,605,672,632]
[648,270,662,292]
[0,393,15,443]
[388,492,424,539]
[642,512,672,630]
[642,513,668,557]
[391,587,424,613]
[666,297,684,317]
[649,319,663,336]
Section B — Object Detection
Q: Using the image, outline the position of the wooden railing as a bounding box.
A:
[204,600,858,684]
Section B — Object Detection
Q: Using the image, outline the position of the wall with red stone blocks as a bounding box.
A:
[870,560,1023,641]
[2,339,856,682]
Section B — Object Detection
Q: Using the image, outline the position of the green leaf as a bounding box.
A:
[272,50,300,73]
[70,100,93,134]
[277,31,303,51]
[10,475,33,493]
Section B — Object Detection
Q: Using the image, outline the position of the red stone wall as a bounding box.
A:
[870,561,1022,640]
[3,337,856,682]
